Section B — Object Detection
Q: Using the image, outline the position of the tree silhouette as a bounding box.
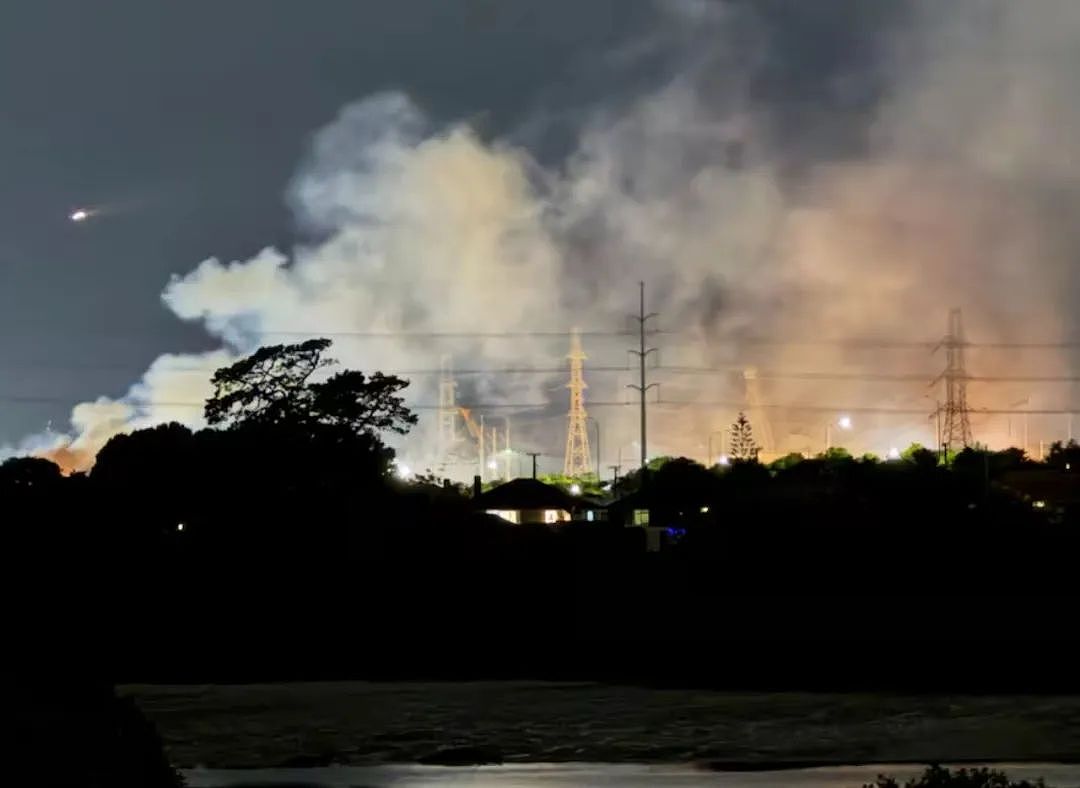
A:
[866,765,1046,788]
[1046,439,1079,470]
[205,338,416,437]
[729,411,758,461]
[0,456,63,489]
[310,370,416,436]
[93,423,196,489]
[205,338,333,428]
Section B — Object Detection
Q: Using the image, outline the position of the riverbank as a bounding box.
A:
[124,682,1080,770]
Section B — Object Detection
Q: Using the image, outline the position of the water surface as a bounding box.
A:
[184,762,1080,788]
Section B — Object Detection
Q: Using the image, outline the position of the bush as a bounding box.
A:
[866,765,1046,788]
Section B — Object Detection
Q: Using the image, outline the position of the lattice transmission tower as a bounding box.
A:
[563,329,592,477]
[936,307,973,451]
[437,355,459,459]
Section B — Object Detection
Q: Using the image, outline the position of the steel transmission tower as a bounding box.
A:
[936,308,973,451]
[563,329,592,477]
[437,356,459,458]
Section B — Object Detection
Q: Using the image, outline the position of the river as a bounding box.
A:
[184,763,1080,787]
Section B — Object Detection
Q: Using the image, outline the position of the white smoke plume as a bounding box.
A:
[23,0,1080,472]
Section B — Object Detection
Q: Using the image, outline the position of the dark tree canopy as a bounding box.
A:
[0,456,63,489]
[92,422,196,488]
[310,370,416,436]
[205,338,416,438]
[205,338,333,428]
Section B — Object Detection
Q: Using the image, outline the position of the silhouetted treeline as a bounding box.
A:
[8,341,1080,688]
[9,434,1079,689]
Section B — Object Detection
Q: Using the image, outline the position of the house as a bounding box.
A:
[473,478,604,525]
[998,468,1080,522]
[606,481,718,552]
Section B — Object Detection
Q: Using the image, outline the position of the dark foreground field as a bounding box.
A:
[124,682,1080,769]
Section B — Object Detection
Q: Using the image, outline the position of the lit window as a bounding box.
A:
[633,509,650,526]
[544,509,559,524]
[586,511,595,522]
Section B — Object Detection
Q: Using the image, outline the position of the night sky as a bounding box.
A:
[8,1,1061,461]
[0,1,651,444]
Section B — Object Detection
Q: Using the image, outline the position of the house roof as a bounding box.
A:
[474,478,584,511]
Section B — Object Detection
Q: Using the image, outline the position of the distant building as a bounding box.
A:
[473,478,604,525]
[998,468,1080,522]
[606,487,710,552]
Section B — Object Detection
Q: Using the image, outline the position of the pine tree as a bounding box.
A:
[729,411,758,461]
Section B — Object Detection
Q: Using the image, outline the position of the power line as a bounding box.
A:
[3,391,1076,419]
[652,400,1080,416]
[256,329,636,339]
[661,335,1080,349]
[2,360,1078,384]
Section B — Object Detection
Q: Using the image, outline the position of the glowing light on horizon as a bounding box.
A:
[69,209,90,222]
[838,415,853,430]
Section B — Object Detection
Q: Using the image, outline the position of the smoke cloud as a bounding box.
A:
[22,0,1080,472]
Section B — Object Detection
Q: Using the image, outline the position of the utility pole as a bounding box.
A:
[627,281,658,470]
[609,464,620,495]
[526,452,540,479]
[504,416,512,479]
[479,414,486,481]
[927,400,943,460]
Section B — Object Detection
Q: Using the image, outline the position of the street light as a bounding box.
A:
[825,416,852,452]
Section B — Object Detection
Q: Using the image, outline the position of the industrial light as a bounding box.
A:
[1033,500,1046,510]
[394,462,412,479]
[838,415,853,430]
[487,460,498,470]
[887,447,901,460]
[700,506,709,514]
[176,523,185,532]
[569,483,582,495]
[718,455,730,466]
